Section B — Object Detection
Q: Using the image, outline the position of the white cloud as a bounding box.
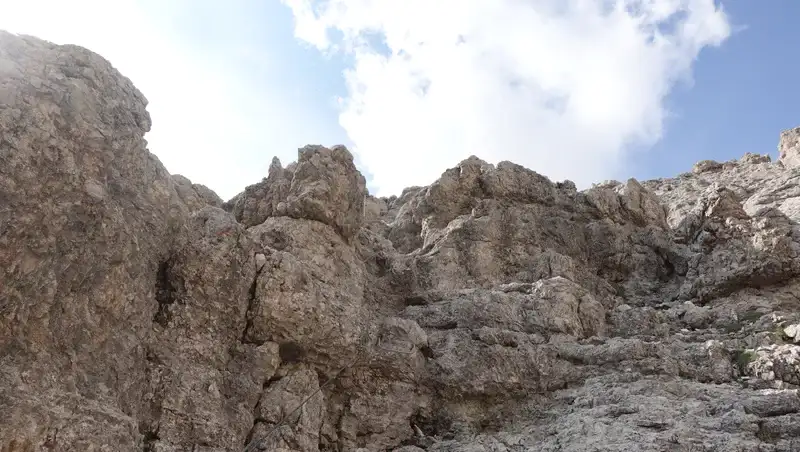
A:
[282,0,732,196]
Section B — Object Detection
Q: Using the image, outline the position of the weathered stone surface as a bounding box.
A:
[9,30,800,452]
[693,159,723,174]
[402,278,606,340]
[0,30,176,450]
[171,174,223,212]
[243,216,367,374]
[231,145,367,240]
[247,366,325,452]
[140,207,266,450]
[229,156,293,227]
[779,126,800,169]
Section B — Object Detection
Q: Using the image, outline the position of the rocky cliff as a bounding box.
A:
[3,30,800,452]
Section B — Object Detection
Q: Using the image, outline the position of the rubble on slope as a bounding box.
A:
[5,30,800,451]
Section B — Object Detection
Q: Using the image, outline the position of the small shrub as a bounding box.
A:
[733,349,757,375]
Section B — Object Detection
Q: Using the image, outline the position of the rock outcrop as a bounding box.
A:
[5,30,800,451]
[779,127,800,169]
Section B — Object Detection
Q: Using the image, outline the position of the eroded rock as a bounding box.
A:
[0,30,175,450]
[231,145,367,240]
[779,126,800,169]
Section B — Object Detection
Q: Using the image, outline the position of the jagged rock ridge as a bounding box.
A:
[4,30,800,451]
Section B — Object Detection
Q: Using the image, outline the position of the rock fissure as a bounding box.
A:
[153,257,183,328]
[240,255,266,345]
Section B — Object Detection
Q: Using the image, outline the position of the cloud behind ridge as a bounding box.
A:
[283,0,731,196]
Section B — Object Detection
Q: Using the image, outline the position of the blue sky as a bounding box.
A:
[0,1,795,199]
[631,0,800,180]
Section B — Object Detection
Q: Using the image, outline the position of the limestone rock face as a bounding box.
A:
[779,126,800,169]
[142,206,265,449]
[171,174,224,212]
[243,216,367,372]
[8,30,800,452]
[230,145,367,241]
[0,30,176,450]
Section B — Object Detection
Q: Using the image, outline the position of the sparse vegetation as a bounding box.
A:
[772,324,789,344]
[734,349,757,374]
[739,310,765,324]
